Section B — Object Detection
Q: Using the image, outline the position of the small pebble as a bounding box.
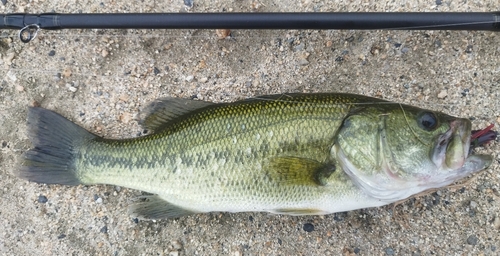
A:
[437,90,447,99]
[119,112,132,124]
[119,94,129,102]
[385,247,394,255]
[15,85,24,92]
[38,195,48,204]
[465,45,473,53]
[298,58,309,66]
[171,240,183,250]
[66,83,78,92]
[48,50,56,56]
[436,0,442,5]
[216,29,231,39]
[185,75,194,82]
[303,223,314,232]
[470,201,477,208]
[183,0,193,8]
[4,52,15,65]
[467,235,478,245]
[469,210,476,217]
[57,234,66,239]
[293,43,305,52]
[370,45,380,55]
[62,68,72,78]
[333,212,347,222]
[154,67,160,75]
[251,1,263,10]
[461,88,469,97]
[101,49,109,58]
[434,39,442,48]
[492,216,500,229]
[100,226,108,233]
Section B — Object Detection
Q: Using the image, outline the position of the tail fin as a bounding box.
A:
[17,107,96,185]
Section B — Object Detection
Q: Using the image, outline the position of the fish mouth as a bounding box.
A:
[421,119,492,191]
[431,119,471,171]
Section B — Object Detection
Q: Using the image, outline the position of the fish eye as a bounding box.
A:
[417,112,438,131]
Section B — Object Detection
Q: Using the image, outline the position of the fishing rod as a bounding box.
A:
[1,12,499,43]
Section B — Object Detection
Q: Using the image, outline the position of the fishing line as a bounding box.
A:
[398,102,430,146]
[0,63,490,113]
[0,22,493,77]
[0,69,492,115]
[0,11,497,113]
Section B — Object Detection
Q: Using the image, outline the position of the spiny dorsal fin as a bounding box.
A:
[128,195,198,220]
[267,157,336,186]
[140,98,215,132]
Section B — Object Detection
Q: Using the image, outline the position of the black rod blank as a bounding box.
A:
[2,12,499,30]
[1,12,499,42]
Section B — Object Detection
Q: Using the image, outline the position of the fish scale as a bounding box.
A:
[79,94,361,214]
[18,93,492,219]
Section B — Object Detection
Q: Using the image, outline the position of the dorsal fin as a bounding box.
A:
[140,98,215,132]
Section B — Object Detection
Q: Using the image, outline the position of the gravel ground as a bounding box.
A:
[1,0,499,255]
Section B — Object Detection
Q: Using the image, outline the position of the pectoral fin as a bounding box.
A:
[128,195,197,220]
[267,157,335,186]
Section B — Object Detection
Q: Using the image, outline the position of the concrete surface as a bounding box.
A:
[1,0,499,255]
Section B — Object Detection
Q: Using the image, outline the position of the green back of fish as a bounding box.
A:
[75,93,386,214]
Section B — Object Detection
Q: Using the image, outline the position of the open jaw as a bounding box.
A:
[426,121,496,191]
[335,120,493,202]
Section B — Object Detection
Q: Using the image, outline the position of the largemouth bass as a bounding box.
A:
[17,93,494,219]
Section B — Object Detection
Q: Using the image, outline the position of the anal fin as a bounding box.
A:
[128,195,197,220]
